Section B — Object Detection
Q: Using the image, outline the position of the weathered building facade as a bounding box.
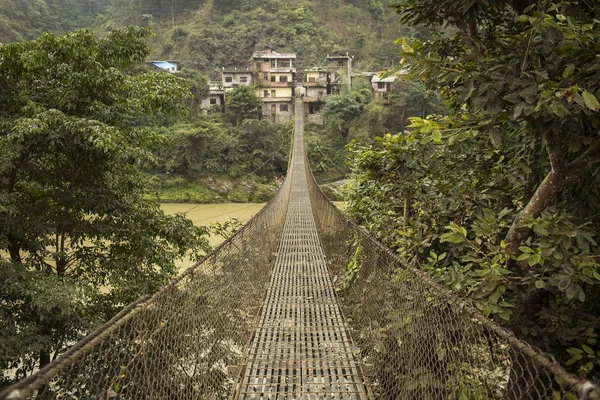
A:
[200,81,225,113]
[252,49,296,122]
[222,67,253,91]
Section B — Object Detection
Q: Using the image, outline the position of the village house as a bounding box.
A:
[221,67,253,91]
[251,49,296,122]
[200,81,224,114]
[370,70,406,99]
[302,67,328,124]
[371,74,397,99]
[325,54,353,94]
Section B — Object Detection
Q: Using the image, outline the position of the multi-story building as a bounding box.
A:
[325,54,353,93]
[251,49,296,122]
[302,68,328,124]
[222,67,253,91]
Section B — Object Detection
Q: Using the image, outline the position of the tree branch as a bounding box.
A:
[543,130,564,173]
[561,141,600,188]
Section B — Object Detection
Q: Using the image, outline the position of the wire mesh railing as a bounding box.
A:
[305,149,600,399]
[2,96,598,399]
[0,142,295,400]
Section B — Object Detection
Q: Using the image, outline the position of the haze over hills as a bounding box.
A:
[0,0,420,74]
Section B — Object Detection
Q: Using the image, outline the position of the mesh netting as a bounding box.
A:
[1,96,597,400]
[0,154,293,399]
[306,152,599,399]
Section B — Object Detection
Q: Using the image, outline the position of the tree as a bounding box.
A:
[344,0,600,378]
[0,27,209,386]
[224,85,262,126]
[322,88,371,140]
[177,68,210,115]
[395,0,600,256]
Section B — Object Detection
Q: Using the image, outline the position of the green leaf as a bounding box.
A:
[402,43,415,54]
[535,280,546,289]
[519,246,533,253]
[582,90,600,111]
[582,345,594,355]
[431,129,442,142]
[528,253,541,266]
[563,64,575,78]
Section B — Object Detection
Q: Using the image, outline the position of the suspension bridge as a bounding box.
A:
[1,94,598,400]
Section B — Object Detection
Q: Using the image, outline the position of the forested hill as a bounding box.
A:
[0,0,417,74]
[0,0,110,43]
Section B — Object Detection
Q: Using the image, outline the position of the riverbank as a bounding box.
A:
[148,174,281,203]
[148,173,345,204]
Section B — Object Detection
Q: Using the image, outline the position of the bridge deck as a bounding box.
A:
[235,98,368,400]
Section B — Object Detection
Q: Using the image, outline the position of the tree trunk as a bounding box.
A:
[504,135,600,258]
[504,170,561,255]
[7,234,22,264]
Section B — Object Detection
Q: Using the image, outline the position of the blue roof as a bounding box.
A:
[152,61,177,71]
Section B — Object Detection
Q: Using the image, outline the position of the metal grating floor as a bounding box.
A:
[235,99,368,400]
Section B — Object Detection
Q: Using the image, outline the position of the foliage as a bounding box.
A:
[177,68,210,114]
[224,86,262,127]
[93,0,410,73]
[0,0,109,43]
[208,218,245,240]
[0,27,210,385]
[322,88,372,140]
[347,0,600,377]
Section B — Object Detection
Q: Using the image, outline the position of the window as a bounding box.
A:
[264,90,269,97]
[263,72,269,80]
[240,76,247,83]
[225,76,233,83]
[377,82,386,89]
[271,76,276,82]
[271,105,276,114]
[271,90,276,97]
[210,98,217,105]
[280,104,288,112]
[308,77,316,83]
[279,76,288,83]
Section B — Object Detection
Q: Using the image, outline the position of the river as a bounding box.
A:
[161,202,345,272]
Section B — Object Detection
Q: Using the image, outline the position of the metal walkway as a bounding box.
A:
[235,97,368,399]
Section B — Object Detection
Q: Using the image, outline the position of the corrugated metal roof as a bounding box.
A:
[152,61,177,71]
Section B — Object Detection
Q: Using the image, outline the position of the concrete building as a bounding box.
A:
[252,49,296,122]
[371,70,406,98]
[302,68,328,125]
[200,81,224,113]
[325,54,353,93]
[222,67,253,91]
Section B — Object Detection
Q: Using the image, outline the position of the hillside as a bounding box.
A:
[0,0,109,43]
[1,0,417,74]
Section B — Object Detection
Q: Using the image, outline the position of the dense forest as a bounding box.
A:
[1,0,600,390]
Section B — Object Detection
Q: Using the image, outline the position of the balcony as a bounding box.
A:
[257,80,294,88]
[270,67,296,73]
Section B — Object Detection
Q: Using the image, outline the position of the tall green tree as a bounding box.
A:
[224,85,262,126]
[395,0,600,255]
[346,0,600,378]
[0,27,209,386]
